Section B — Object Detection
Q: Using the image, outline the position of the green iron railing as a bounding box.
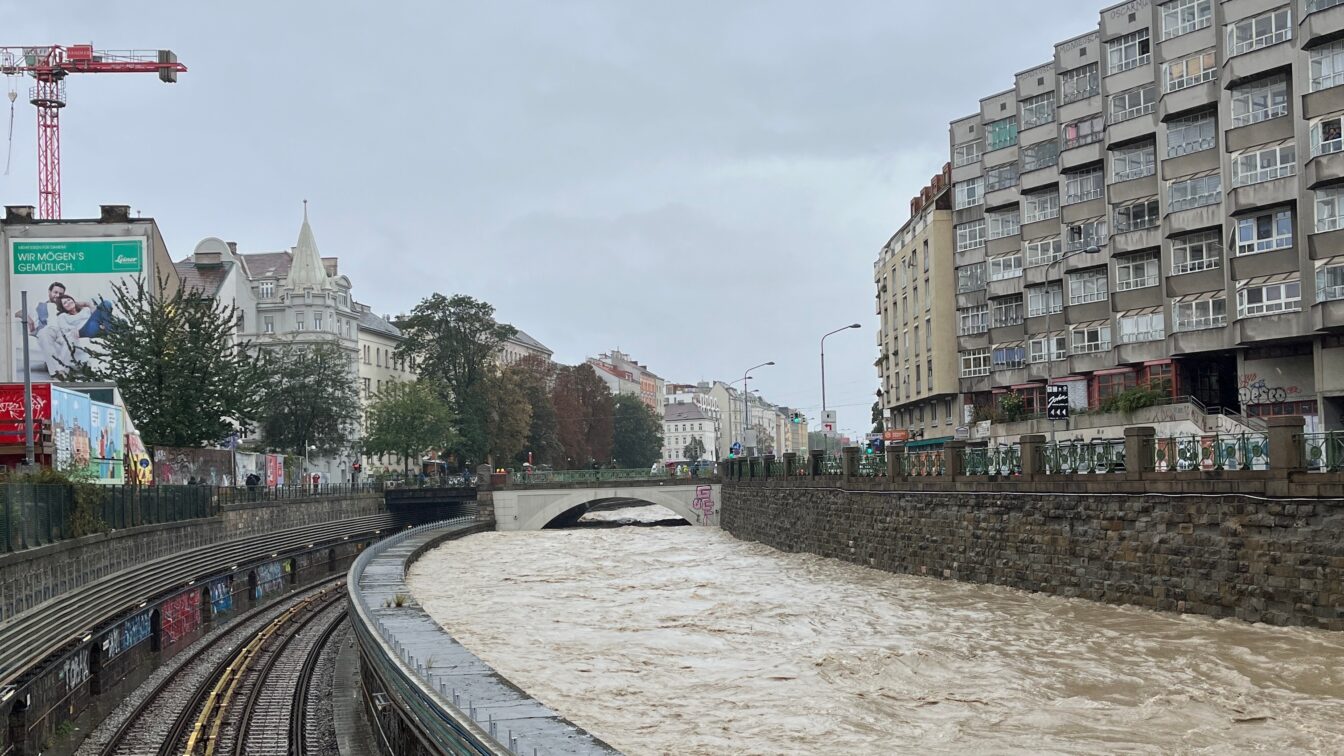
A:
[903,450,945,476]
[856,454,885,477]
[1302,432,1344,471]
[1153,433,1269,471]
[1044,439,1125,474]
[962,443,1021,476]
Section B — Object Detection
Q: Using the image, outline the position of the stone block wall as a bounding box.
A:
[723,482,1344,630]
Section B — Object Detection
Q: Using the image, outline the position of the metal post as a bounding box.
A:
[20,291,33,467]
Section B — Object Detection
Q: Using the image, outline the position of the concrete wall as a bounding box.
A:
[722,482,1344,630]
[0,493,383,623]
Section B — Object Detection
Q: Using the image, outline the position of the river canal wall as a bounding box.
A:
[721,482,1344,630]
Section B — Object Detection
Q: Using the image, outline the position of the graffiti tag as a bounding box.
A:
[160,591,201,646]
[103,611,151,660]
[1238,377,1291,405]
[209,578,233,616]
[255,561,285,599]
[60,649,90,693]
[690,485,717,524]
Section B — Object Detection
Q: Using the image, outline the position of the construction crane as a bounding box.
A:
[0,44,187,219]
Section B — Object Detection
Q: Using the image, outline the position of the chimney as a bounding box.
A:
[99,205,131,223]
[226,242,238,256]
[3,206,35,224]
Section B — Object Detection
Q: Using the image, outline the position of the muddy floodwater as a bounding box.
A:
[407,507,1344,755]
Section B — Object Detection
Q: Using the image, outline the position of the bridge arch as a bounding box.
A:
[520,487,706,531]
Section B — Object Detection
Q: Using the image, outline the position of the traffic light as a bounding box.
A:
[790,411,802,424]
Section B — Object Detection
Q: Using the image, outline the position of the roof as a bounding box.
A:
[173,259,233,296]
[357,307,401,338]
[286,206,331,289]
[237,251,292,280]
[508,328,552,356]
[664,403,709,422]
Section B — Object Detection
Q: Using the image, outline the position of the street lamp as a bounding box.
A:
[1043,244,1103,453]
[820,323,862,425]
[741,361,774,456]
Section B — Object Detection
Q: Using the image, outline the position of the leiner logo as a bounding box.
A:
[111,249,142,271]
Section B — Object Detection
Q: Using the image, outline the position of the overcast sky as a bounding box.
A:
[1,1,1104,435]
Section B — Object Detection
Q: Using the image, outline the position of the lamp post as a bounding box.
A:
[741,361,774,457]
[1044,244,1103,455]
[820,323,862,428]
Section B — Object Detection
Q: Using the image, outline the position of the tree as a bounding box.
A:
[612,394,663,468]
[393,294,515,409]
[65,275,268,447]
[507,356,563,466]
[363,380,457,474]
[871,400,885,433]
[551,364,613,468]
[257,342,360,456]
[683,436,707,463]
[461,367,532,465]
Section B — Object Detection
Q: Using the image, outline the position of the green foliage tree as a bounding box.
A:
[64,275,269,447]
[551,364,614,468]
[507,356,563,466]
[257,342,360,456]
[363,380,457,474]
[871,400,885,433]
[683,435,707,463]
[612,394,663,468]
[461,367,532,465]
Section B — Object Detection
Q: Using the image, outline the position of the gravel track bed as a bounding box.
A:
[303,619,350,756]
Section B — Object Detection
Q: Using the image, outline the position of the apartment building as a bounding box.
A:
[947,0,1344,430]
[874,167,965,441]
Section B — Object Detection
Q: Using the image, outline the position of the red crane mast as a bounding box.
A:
[0,44,187,219]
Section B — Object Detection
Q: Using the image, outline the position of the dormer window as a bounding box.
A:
[304,291,312,304]
[259,281,274,298]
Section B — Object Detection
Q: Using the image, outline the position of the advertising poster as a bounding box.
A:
[265,453,284,487]
[152,446,233,486]
[126,432,152,484]
[89,399,124,482]
[10,237,145,381]
[50,385,90,473]
[235,451,260,482]
[0,382,51,444]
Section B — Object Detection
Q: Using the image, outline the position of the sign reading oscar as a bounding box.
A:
[10,238,145,381]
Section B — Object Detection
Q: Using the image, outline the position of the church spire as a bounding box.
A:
[287,200,330,289]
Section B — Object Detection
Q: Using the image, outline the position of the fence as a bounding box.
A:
[508,467,715,485]
[0,482,378,554]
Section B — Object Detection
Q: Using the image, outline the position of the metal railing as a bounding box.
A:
[962,443,1021,476]
[509,467,703,485]
[1045,439,1125,474]
[1302,432,1344,471]
[903,450,945,477]
[1153,433,1269,471]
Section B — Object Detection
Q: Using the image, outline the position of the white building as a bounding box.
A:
[497,328,553,367]
[663,402,715,465]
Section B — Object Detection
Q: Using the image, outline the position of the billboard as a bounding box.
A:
[10,237,146,381]
[49,385,123,482]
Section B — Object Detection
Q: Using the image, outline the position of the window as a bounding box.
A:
[1310,41,1344,93]
[984,162,1019,192]
[1309,0,1344,13]
[1021,140,1059,172]
[1069,268,1108,305]
[1115,197,1159,233]
[1174,297,1227,331]
[304,291,312,304]
[1166,112,1216,157]
[1318,264,1344,302]
[956,220,986,252]
[362,344,371,363]
[1161,0,1211,39]
[1164,50,1217,92]
[987,209,1021,240]
[1109,85,1156,123]
[1062,115,1105,149]
[955,178,983,209]
[376,348,383,367]
[1111,143,1155,182]
[1107,29,1151,74]
[957,263,986,293]
[1168,173,1221,211]
[1071,323,1112,354]
[1061,64,1100,103]
[1236,209,1293,255]
[954,140,983,167]
[960,349,991,377]
[989,253,1023,280]
[1066,219,1107,252]
[1237,279,1301,317]
[992,345,1026,370]
[1227,8,1291,56]
[991,295,1024,326]
[295,313,305,331]
[1020,93,1055,128]
[958,305,989,335]
[1119,312,1165,343]
[1230,77,1289,128]
[1025,237,1063,267]
[1029,334,1067,363]
[1096,371,1137,402]
[313,312,324,331]
[1027,283,1063,317]
[1231,142,1295,186]
[1171,230,1222,274]
[1115,251,1160,291]
[1311,114,1344,157]
[1318,187,1344,232]
[1064,167,1104,204]
[1023,191,1060,224]
[263,315,274,334]
[259,281,274,298]
[986,118,1018,151]
[362,377,370,398]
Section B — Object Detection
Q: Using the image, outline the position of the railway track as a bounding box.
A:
[98,580,346,756]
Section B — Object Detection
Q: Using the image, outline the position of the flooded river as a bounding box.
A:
[407,507,1344,755]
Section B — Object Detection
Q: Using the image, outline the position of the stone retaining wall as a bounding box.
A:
[722,482,1344,630]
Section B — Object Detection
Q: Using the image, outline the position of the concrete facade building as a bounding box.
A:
[944,0,1344,431]
[874,166,965,443]
[587,349,664,412]
[662,401,716,465]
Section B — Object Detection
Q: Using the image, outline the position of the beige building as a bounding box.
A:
[355,303,411,473]
[874,166,964,442]
[497,328,553,367]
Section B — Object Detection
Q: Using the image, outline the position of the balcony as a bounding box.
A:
[986,275,1024,299]
[1310,228,1344,260]
[1107,111,1157,144]
[1117,338,1169,364]
[1159,80,1218,121]
[1237,310,1306,344]
[1061,198,1106,224]
[1228,175,1296,214]
[1068,349,1116,374]
[1060,138,1104,171]
[1312,297,1344,331]
[1224,35,1295,88]
[984,184,1021,210]
[1020,162,1060,192]
[1111,226,1160,255]
[1065,298,1111,324]
[1164,203,1222,236]
[1304,84,1344,122]
[1306,150,1344,189]
[1169,323,1233,355]
[1166,266,1225,298]
[1303,2,1344,48]
[1230,245,1298,282]
[1112,285,1162,313]
[1161,147,1219,181]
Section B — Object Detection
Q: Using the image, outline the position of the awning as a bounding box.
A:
[1238,271,1299,288]
[1121,305,1163,316]
[904,436,953,449]
[1172,291,1222,304]
[1070,319,1111,331]
[993,340,1025,348]
[1094,366,1137,375]
[1011,382,1045,389]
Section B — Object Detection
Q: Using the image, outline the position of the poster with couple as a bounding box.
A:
[9,237,145,381]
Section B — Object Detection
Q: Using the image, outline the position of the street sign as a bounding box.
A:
[1046,384,1069,420]
[744,430,758,447]
[730,441,742,455]
[883,429,910,442]
[821,410,837,437]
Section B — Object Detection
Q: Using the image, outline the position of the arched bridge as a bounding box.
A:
[491,474,722,531]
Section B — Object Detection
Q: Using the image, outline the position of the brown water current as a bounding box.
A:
[407,507,1344,755]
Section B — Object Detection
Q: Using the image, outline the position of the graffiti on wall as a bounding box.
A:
[209,578,233,616]
[690,485,717,524]
[153,446,234,486]
[1237,374,1299,405]
[160,591,201,647]
[103,611,151,660]
[254,561,285,599]
[59,648,90,693]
